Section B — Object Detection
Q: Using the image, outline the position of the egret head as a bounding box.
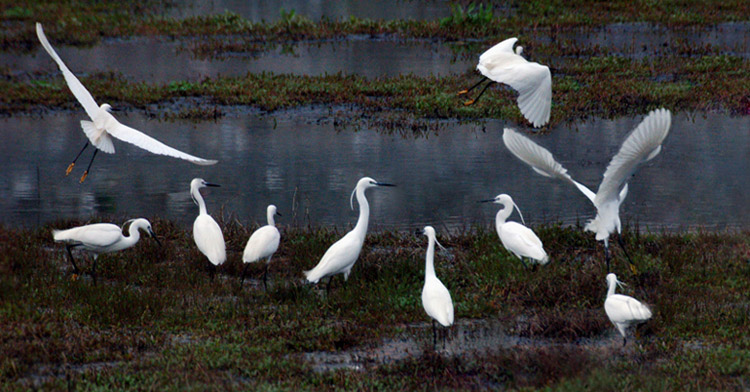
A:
[126,218,161,245]
[267,204,280,217]
[190,178,220,191]
[422,225,447,251]
[606,273,625,289]
[479,194,525,225]
[100,103,113,112]
[350,177,395,210]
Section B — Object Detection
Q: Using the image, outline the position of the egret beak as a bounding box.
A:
[375,182,395,187]
[276,211,282,217]
[148,228,162,247]
[205,183,220,187]
[109,107,121,112]
[478,198,496,203]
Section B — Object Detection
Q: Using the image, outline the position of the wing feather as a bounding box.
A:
[194,215,226,265]
[107,122,218,165]
[53,223,122,248]
[243,226,280,263]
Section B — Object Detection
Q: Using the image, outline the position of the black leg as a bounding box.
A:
[519,257,529,268]
[464,81,495,105]
[432,319,437,349]
[617,234,638,275]
[65,245,80,274]
[209,263,217,280]
[239,263,250,285]
[623,337,627,347]
[80,148,99,183]
[458,76,488,96]
[91,256,98,286]
[67,142,89,175]
[605,244,611,273]
[326,276,333,295]
[262,263,269,292]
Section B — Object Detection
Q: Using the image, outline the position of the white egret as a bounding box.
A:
[480,194,548,267]
[36,23,217,183]
[241,204,281,290]
[52,218,160,283]
[304,177,395,291]
[421,226,454,347]
[190,178,225,275]
[459,37,552,128]
[502,108,672,272]
[604,273,652,346]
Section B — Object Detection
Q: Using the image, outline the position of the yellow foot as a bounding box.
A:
[65,163,75,176]
[463,99,475,106]
[79,171,89,183]
[71,274,80,281]
[457,89,468,96]
[629,263,639,275]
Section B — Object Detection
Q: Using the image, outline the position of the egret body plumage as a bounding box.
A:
[480,194,548,266]
[459,37,552,127]
[36,23,217,182]
[502,108,672,271]
[191,178,225,272]
[241,204,281,290]
[421,226,454,347]
[304,177,394,289]
[604,273,652,346]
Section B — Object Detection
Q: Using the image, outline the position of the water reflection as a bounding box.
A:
[1,111,747,231]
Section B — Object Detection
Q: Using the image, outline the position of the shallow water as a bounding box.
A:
[1,110,747,231]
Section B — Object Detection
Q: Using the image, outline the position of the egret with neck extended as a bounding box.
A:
[190,178,225,275]
[241,204,281,290]
[421,226,454,348]
[604,273,652,346]
[480,194,548,266]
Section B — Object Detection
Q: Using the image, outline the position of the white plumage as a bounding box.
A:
[421,226,454,329]
[304,177,394,286]
[604,273,652,345]
[242,205,281,289]
[482,194,548,265]
[36,23,216,181]
[190,178,225,268]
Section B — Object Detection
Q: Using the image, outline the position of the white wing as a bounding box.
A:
[36,23,99,120]
[193,215,226,265]
[53,223,122,248]
[422,278,454,327]
[605,294,653,324]
[243,225,280,263]
[503,128,596,203]
[107,121,218,165]
[304,231,362,283]
[478,37,518,64]
[595,108,671,207]
[499,222,548,263]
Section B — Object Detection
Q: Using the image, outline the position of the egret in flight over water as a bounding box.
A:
[190,178,225,275]
[502,108,672,272]
[459,37,552,128]
[52,218,160,284]
[304,177,395,291]
[36,23,217,182]
[604,273,652,346]
[421,226,454,348]
[480,194,548,267]
[241,204,281,290]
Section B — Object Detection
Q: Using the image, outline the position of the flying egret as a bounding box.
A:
[459,37,552,128]
[241,204,281,290]
[52,218,160,283]
[480,194,548,267]
[36,23,217,183]
[190,178,225,275]
[421,226,454,348]
[304,177,395,291]
[604,273,652,346]
[502,108,672,272]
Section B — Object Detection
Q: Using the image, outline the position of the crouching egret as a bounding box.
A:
[190,178,225,276]
[52,218,160,283]
[241,204,281,290]
[421,226,454,348]
[36,23,217,183]
[480,194,548,267]
[604,273,652,346]
[502,108,672,272]
[459,37,552,127]
[304,177,395,291]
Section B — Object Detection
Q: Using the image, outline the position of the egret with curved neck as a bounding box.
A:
[242,204,282,290]
[421,226,454,348]
[191,178,225,275]
[480,194,548,267]
[604,273,652,346]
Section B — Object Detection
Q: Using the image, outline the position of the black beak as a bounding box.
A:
[149,229,162,246]
[109,107,121,112]
[375,182,396,187]
[205,183,220,187]
[478,199,496,203]
[276,211,283,217]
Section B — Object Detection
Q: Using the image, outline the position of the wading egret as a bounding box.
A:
[36,23,217,182]
[502,108,672,271]
[241,204,281,290]
[480,194,548,266]
[52,218,160,283]
[604,273,652,346]
[459,37,552,128]
[421,226,454,348]
[190,178,225,275]
[304,177,395,291]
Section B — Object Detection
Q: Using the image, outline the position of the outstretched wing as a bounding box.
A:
[36,23,99,120]
[595,108,672,207]
[106,121,218,165]
[478,37,518,63]
[502,128,595,203]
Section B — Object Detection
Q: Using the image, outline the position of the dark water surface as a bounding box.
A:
[1,110,747,231]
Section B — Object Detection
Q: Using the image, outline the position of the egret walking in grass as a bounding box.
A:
[52,218,160,284]
[459,37,552,127]
[241,204,281,290]
[190,178,225,275]
[421,226,454,348]
[480,194,548,267]
[502,108,672,272]
[304,177,395,291]
[36,23,217,182]
[604,273,652,346]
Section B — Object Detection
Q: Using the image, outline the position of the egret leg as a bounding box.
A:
[79,149,99,183]
[464,81,495,106]
[326,276,334,295]
[623,337,627,347]
[209,264,217,280]
[432,319,437,349]
[262,263,269,292]
[65,245,80,274]
[66,142,89,175]
[91,255,98,286]
[617,235,638,275]
[239,263,250,285]
[519,257,529,269]
[458,76,488,96]
[605,244,611,273]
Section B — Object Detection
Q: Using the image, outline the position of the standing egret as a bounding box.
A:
[36,23,217,182]
[52,218,160,283]
[421,226,454,348]
[241,204,281,290]
[480,194,548,266]
[190,178,225,275]
[604,273,652,346]
[459,37,552,128]
[304,177,395,290]
[502,108,672,272]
